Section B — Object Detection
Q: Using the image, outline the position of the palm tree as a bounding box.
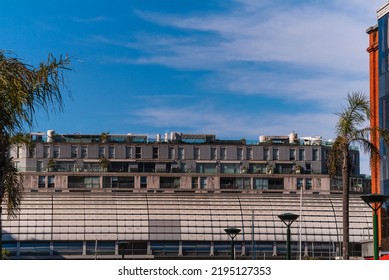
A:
[328,92,389,260]
[0,50,71,257]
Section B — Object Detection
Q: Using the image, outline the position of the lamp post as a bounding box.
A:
[224,227,241,260]
[117,241,128,260]
[360,194,389,260]
[278,213,299,260]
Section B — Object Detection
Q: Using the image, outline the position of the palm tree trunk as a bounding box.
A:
[342,151,350,260]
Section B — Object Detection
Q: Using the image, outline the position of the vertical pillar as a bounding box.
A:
[367,25,382,243]
[178,240,183,256]
[210,241,214,256]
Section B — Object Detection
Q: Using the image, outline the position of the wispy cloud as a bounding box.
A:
[98,0,379,103]
[71,16,110,24]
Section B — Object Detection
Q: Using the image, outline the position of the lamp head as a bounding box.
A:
[360,194,389,211]
[278,213,299,227]
[224,227,241,239]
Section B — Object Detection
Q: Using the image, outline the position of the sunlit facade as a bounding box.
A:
[2,130,371,259]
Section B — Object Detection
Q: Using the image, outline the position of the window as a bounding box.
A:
[220,148,226,160]
[109,146,115,158]
[53,146,60,158]
[211,148,217,160]
[194,147,200,160]
[299,149,305,161]
[135,147,142,159]
[272,148,279,160]
[68,176,100,188]
[29,146,36,158]
[313,149,319,161]
[289,149,296,160]
[43,146,50,158]
[178,147,184,160]
[297,178,304,190]
[103,176,134,188]
[71,146,78,158]
[264,148,270,160]
[153,147,159,159]
[168,147,175,159]
[237,147,243,160]
[38,176,46,188]
[247,147,253,160]
[81,146,88,158]
[200,177,207,189]
[84,177,100,188]
[191,177,198,189]
[140,176,147,188]
[37,161,43,172]
[48,176,55,188]
[125,146,132,158]
[160,177,180,188]
[221,163,240,174]
[306,178,312,190]
[99,146,105,158]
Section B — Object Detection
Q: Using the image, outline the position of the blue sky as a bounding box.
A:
[1,0,387,174]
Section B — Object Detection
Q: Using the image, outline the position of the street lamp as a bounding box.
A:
[360,194,389,260]
[117,241,128,260]
[224,227,241,260]
[278,213,299,260]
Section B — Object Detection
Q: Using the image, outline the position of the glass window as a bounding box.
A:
[53,146,60,158]
[191,177,198,189]
[29,146,36,158]
[71,145,78,158]
[200,177,207,189]
[153,147,159,159]
[197,163,216,173]
[38,176,46,188]
[299,149,305,161]
[81,145,88,158]
[297,178,304,190]
[84,177,100,188]
[289,149,296,160]
[37,161,43,172]
[140,176,147,188]
[109,146,115,158]
[247,147,253,160]
[168,147,175,159]
[220,148,226,160]
[99,146,105,158]
[264,148,270,160]
[135,147,142,159]
[306,178,312,190]
[221,163,240,174]
[273,148,279,160]
[313,149,319,161]
[211,147,217,160]
[237,147,243,160]
[194,147,200,160]
[43,146,50,158]
[125,146,132,158]
[48,176,55,188]
[178,147,184,160]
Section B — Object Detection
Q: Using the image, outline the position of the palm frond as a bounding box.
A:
[2,158,23,218]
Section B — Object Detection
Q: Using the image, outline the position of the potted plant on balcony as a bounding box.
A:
[266,164,273,174]
[99,157,109,171]
[100,132,109,143]
[47,158,55,172]
[295,164,302,174]
[240,165,248,174]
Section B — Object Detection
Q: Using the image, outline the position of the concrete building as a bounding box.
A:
[2,130,371,259]
[367,2,389,251]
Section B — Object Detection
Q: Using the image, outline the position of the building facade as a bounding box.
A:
[2,130,371,259]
